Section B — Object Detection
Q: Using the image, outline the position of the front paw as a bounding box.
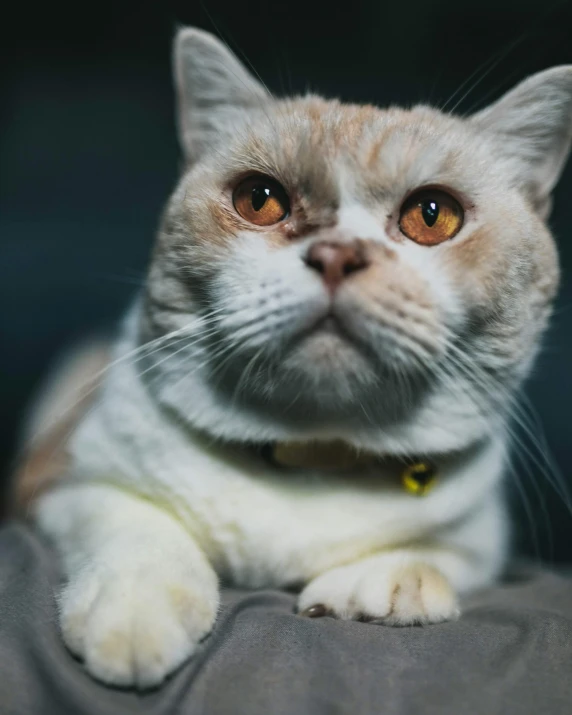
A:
[298,559,459,626]
[59,561,219,688]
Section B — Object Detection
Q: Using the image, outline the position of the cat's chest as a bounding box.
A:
[73,398,502,588]
[160,463,443,588]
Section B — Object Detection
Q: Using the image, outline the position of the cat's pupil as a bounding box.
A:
[252,185,270,211]
[421,200,439,227]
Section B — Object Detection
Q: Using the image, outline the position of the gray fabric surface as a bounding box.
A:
[1,523,571,715]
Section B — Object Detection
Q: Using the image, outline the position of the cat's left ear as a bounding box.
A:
[174,27,270,164]
[472,66,572,216]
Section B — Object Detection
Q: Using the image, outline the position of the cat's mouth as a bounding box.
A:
[311,314,346,335]
[296,311,359,349]
[281,301,437,378]
[287,309,381,367]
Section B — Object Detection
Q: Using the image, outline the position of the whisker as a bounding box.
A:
[442,34,526,115]
[230,347,266,406]
[439,333,572,521]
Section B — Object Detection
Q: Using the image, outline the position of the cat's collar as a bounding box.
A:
[260,440,438,496]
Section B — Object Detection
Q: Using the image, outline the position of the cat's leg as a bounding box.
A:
[298,495,506,624]
[35,483,218,688]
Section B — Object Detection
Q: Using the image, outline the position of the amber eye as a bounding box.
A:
[232,176,290,226]
[399,189,463,245]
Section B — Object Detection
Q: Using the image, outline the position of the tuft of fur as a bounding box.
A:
[17,27,572,688]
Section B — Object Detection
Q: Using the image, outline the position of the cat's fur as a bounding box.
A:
[20,28,572,688]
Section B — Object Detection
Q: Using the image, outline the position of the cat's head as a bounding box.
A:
[138,28,572,455]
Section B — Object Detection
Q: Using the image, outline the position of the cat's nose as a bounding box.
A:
[305,240,369,292]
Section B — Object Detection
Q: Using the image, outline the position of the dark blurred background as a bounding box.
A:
[2,0,572,561]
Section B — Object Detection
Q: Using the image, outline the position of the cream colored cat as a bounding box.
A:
[21,27,572,688]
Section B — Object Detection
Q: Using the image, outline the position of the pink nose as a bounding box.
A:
[305,240,369,292]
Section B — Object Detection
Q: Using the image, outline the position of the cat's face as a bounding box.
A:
[139,29,571,454]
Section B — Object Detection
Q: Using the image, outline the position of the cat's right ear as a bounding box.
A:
[174,27,270,163]
[471,66,572,217]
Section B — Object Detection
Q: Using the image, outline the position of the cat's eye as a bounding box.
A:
[399,189,463,245]
[233,176,290,226]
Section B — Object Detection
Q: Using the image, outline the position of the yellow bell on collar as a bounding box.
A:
[266,441,438,496]
[400,461,438,496]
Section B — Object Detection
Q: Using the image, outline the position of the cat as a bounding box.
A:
[16,26,572,689]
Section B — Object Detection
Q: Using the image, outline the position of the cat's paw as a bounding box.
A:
[298,559,459,626]
[58,560,219,688]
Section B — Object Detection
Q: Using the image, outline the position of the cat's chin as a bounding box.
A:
[151,318,431,437]
[174,345,425,437]
[156,358,491,457]
[284,317,371,371]
[279,320,430,402]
